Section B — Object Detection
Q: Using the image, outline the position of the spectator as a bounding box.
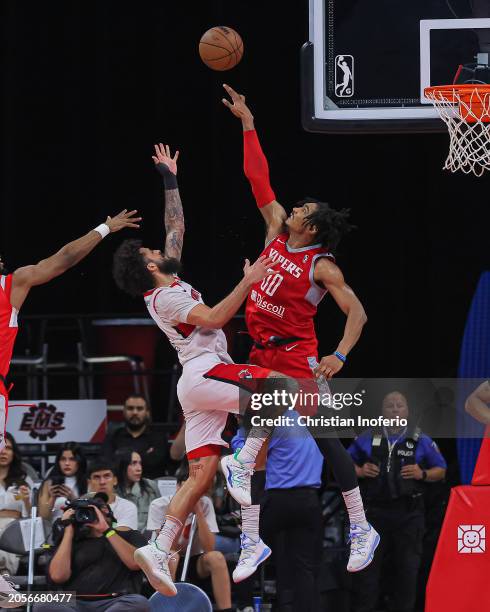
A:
[33,494,150,611]
[103,394,169,479]
[231,410,324,611]
[38,442,87,522]
[0,433,33,575]
[87,462,138,531]
[115,450,160,531]
[147,465,233,612]
[348,390,447,612]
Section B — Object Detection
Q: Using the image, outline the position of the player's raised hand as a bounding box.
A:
[105,209,142,233]
[152,143,179,175]
[222,84,254,125]
[243,255,277,286]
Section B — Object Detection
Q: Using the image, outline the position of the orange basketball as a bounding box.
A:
[199,26,244,71]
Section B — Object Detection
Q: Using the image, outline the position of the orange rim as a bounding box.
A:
[424,84,490,123]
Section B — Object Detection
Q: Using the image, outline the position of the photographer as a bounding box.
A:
[34,494,150,611]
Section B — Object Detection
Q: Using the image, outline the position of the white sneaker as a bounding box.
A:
[233,533,271,583]
[347,523,380,572]
[221,452,253,507]
[134,543,177,596]
[0,574,22,609]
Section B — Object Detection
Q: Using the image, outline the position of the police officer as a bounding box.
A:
[347,391,446,612]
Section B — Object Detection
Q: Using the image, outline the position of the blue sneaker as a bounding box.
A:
[347,523,380,572]
[221,452,253,506]
[233,533,271,583]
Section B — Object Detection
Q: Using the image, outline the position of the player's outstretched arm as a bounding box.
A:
[187,255,277,329]
[152,143,184,261]
[222,84,287,243]
[10,210,141,310]
[465,381,490,424]
[314,258,367,379]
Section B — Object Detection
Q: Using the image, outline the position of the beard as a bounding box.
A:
[126,417,149,431]
[157,257,183,276]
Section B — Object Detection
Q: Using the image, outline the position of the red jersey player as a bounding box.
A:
[223,85,380,573]
[0,209,140,446]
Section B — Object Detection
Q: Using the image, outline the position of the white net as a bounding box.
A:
[425,86,490,177]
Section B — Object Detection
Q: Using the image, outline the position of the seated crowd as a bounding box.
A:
[0,390,448,612]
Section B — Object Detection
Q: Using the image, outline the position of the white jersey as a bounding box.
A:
[144,278,230,366]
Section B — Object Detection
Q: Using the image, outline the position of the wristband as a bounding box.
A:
[155,163,178,190]
[94,223,110,238]
[334,351,347,363]
[103,528,116,538]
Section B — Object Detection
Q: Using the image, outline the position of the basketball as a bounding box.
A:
[199,26,243,71]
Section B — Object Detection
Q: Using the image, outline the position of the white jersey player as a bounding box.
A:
[113,144,288,595]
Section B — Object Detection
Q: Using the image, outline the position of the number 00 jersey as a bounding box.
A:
[0,275,19,381]
[245,233,334,342]
[144,278,230,367]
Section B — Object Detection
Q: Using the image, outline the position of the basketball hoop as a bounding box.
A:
[424,84,490,177]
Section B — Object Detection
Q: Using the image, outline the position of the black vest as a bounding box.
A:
[360,428,424,503]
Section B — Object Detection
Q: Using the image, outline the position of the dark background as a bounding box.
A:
[2,0,489,382]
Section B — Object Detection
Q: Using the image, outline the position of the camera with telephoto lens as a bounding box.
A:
[64,493,110,525]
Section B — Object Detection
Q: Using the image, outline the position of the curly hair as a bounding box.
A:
[113,239,155,297]
[298,198,355,251]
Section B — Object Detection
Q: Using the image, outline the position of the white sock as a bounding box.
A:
[241,504,260,542]
[236,426,270,464]
[342,486,368,529]
[156,515,182,553]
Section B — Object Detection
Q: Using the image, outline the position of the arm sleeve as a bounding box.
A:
[155,288,200,324]
[243,130,276,208]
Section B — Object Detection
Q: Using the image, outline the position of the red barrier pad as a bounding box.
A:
[472,429,490,486]
[426,485,490,611]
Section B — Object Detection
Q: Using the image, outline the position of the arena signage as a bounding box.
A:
[7,400,107,443]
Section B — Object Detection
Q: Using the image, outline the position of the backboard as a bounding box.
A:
[302,0,490,133]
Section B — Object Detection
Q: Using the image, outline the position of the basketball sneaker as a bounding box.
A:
[0,574,22,608]
[221,452,253,507]
[347,522,380,572]
[232,533,271,583]
[134,543,177,596]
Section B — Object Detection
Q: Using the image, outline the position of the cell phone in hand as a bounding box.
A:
[50,475,65,487]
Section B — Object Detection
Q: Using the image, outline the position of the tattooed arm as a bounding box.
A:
[152,143,185,261]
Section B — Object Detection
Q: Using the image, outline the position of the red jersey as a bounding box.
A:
[0,275,18,380]
[246,232,334,343]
